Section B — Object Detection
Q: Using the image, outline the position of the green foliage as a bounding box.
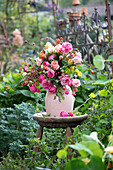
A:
[0,71,45,108]
[57,132,105,170]
[0,102,38,157]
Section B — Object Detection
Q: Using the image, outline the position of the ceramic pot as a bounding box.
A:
[45,87,75,117]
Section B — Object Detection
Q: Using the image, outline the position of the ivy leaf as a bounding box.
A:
[93,55,105,70]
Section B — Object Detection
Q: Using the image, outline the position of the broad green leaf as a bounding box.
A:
[68,143,93,155]
[88,155,105,170]
[57,149,67,159]
[65,158,88,170]
[107,55,113,62]
[80,140,103,159]
[93,55,105,70]
[110,95,113,106]
[99,89,109,97]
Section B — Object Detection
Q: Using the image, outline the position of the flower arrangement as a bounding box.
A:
[21,38,83,101]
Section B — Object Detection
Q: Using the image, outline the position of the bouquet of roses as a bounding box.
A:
[21,38,83,100]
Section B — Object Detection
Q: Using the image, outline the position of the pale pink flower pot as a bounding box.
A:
[45,87,75,117]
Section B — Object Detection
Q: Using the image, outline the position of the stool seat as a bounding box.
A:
[33,112,88,128]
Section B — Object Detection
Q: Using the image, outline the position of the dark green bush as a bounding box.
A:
[0,102,38,157]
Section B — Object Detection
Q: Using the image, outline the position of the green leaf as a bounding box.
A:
[99,89,110,97]
[57,149,67,159]
[20,90,31,97]
[0,83,4,90]
[75,97,84,103]
[107,55,113,62]
[93,55,105,70]
[65,158,88,170]
[93,79,112,85]
[88,155,105,170]
[68,143,93,156]
[110,95,113,106]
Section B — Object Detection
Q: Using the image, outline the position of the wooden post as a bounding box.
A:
[34,125,43,152]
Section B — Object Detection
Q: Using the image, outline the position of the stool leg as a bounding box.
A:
[34,125,43,152]
[65,127,73,160]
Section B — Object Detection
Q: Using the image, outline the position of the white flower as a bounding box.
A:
[45,46,55,54]
[105,146,113,153]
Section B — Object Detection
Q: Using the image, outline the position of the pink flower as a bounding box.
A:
[59,75,70,86]
[49,86,57,93]
[68,82,72,86]
[23,66,28,72]
[72,79,80,87]
[36,89,40,93]
[73,88,78,93]
[72,93,76,96]
[60,47,65,53]
[68,112,74,116]
[55,44,62,53]
[65,90,69,95]
[62,42,73,53]
[59,55,63,60]
[43,61,49,66]
[29,86,37,93]
[22,72,27,77]
[49,55,55,60]
[36,57,42,66]
[42,79,52,90]
[39,74,46,83]
[73,56,82,64]
[60,111,68,117]
[47,69,55,78]
[51,60,59,70]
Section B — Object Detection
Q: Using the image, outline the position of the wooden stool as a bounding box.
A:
[33,112,88,156]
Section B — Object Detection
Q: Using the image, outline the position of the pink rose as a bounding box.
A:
[36,89,40,93]
[60,111,68,117]
[47,69,55,78]
[36,57,42,66]
[68,112,74,116]
[55,44,62,53]
[59,55,63,60]
[62,42,73,53]
[23,66,28,72]
[29,86,37,93]
[49,55,55,60]
[51,60,59,70]
[73,88,78,93]
[60,47,65,53]
[65,90,69,95]
[49,86,57,93]
[72,79,80,87]
[43,61,49,66]
[59,75,70,86]
[72,93,76,96]
[39,74,46,83]
[73,56,82,64]
[42,79,52,90]
[68,82,72,86]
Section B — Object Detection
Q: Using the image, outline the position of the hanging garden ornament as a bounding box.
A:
[72,0,80,6]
